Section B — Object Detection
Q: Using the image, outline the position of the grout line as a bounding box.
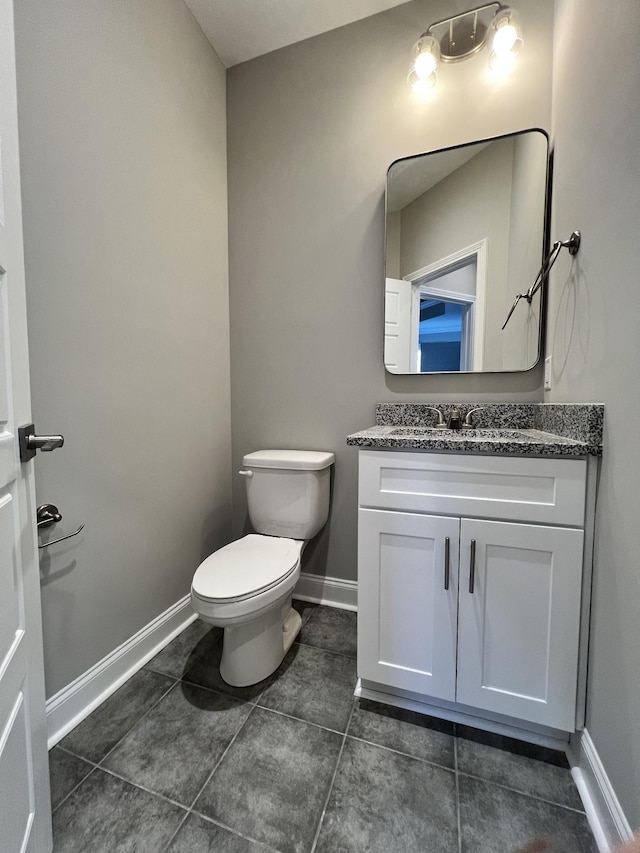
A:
[308,698,357,853]
[92,677,179,768]
[179,673,267,707]
[456,768,588,814]
[52,742,100,765]
[252,703,352,738]
[343,731,456,775]
[96,764,190,813]
[49,763,99,816]
[160,704,261,851]
[294,639,357,661]
[160,703,260,852]
[187,701,258,812]
[161,808,190,852]
[185,811,284,853]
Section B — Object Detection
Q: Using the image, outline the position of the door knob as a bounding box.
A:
[18,423,65,462]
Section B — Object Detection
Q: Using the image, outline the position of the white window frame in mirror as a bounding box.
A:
[402,239,487,373]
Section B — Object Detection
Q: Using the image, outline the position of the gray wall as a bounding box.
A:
[227,0,554,584]
[549,0,640,829]
[14,0,232,698]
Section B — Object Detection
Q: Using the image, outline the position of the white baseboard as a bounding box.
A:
[294,572,357,611]
[568,729,633,853]
[46,595,196,749]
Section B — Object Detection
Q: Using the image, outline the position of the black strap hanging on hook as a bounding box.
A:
[502,231,581,330]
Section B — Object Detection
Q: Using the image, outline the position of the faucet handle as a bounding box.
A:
[462,407,485,429]
[423,406,445,426]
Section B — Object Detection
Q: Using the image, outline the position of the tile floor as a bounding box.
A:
[49,603,597,853]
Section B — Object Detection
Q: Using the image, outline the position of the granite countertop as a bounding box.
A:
[347,403,604,457]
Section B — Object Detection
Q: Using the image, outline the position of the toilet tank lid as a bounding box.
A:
[243,450,335,470]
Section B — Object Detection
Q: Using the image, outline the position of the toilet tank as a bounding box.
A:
[241,450,335,539]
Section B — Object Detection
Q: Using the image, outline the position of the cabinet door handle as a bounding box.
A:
[469,539,476,593]
[444,537,450,590]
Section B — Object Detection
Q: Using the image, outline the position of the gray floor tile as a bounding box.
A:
[48,747,94,811]
[457,734,583,810]
[298,605,357,658]
[258,643,356,732]
[183,641,270,702]
[458,774,597,853]
[47,604,590,853]
[168,813,269,852]
[194,707,342,853]
[102,681,253,806]
[347,698,455,768]
[145,619,222,679]
[315,737,458,853]
[52,767,186,853]
[60,669,174,763]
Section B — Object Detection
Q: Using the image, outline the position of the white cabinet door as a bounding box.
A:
[456,518,584,731]
[358,509,459,699]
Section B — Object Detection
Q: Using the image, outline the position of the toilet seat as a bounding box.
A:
[192,534,300,603]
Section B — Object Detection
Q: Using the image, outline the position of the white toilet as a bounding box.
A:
[190,449,334,687]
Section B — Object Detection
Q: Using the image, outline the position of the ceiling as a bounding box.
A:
[183,0,413,67]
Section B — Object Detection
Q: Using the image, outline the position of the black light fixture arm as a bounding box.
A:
[501,230,581,331]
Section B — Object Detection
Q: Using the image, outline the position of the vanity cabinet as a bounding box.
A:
[357,450,588,733]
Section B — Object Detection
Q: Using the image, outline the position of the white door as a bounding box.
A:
[357,508,459,700]
[384,278,412,372]
[456,518,584,731]
[0,1,53,850]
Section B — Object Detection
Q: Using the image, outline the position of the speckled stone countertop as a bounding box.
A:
[347,403,604,457]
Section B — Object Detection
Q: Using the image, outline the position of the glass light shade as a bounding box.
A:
[410,35,440,81]
[408,68,438,97]
[488,49,516,73]
[490,8,523,59]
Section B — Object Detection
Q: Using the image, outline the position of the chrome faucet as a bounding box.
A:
[447,409,462,430]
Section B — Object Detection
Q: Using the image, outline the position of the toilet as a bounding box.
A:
[190,449,335,687]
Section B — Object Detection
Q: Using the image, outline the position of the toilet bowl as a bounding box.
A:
[190,449,334,687]
[191,535,304,686]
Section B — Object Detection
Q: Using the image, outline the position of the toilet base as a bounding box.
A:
[219,599,302,687]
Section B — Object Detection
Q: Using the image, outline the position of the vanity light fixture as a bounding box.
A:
[502,231,581,330]
[408,3,523,95]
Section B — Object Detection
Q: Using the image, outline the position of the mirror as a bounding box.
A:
[384,129,548,374]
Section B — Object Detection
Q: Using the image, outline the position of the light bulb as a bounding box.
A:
[414,49,437,80]
[489,8,523,66]
[409,35,440,91]
[493,21,518,55]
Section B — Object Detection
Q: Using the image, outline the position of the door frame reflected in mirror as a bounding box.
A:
[402,239,487,373]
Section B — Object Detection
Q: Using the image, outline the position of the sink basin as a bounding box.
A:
[387,426,527,440]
